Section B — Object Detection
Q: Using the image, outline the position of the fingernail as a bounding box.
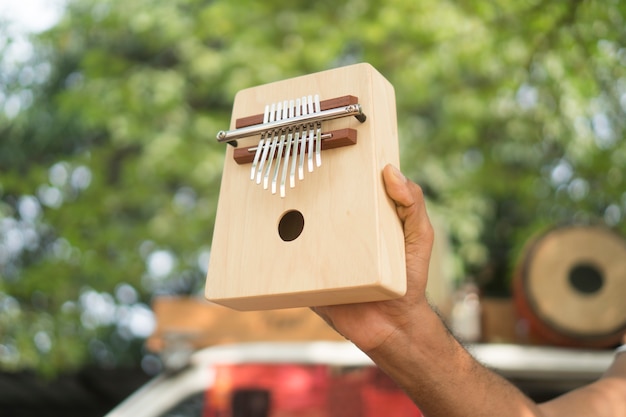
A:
[391,165,406,183]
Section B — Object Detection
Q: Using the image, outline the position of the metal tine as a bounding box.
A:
[271,101,288,194]
[263,101,282,189]
[289,98,301,188]
[307,95,315,173]
[255,102,275,184]
[314,94,322,168]
[280,100,295,198]
[250,104,270,180]
[298,96,308,180]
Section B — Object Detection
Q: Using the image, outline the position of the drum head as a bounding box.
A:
[515,225,626,347]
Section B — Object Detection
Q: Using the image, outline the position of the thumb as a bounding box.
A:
[382,164,414,207]
[382,164,434,268]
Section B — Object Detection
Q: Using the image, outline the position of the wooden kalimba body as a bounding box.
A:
[205,63,406,310]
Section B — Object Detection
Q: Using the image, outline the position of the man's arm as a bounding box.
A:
[314,164,542,416]
[313,164,625,417]
[539,342,626,417]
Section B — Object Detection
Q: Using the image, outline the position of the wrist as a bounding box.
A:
[365,303,454,366]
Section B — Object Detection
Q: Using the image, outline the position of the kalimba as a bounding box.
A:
[205,63,406,310]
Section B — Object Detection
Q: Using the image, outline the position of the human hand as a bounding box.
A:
[312,164,435,354]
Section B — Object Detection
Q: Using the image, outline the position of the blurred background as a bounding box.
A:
[1,0,625,415]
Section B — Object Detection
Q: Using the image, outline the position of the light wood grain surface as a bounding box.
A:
[206,63,405,310]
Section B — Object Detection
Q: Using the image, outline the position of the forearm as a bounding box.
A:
[538,349,626,417]
[603,346,626,379]
[365,304,543,417]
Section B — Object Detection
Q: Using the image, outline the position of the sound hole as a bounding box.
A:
[278,210,304,242]
[568,263,604,295]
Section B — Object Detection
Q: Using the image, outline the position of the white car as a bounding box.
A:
[105,341,614,417]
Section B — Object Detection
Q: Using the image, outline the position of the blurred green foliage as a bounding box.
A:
[0,0,625,374]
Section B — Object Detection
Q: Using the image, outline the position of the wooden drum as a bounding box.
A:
[513,225,626,348]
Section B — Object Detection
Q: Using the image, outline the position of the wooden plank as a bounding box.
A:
[146,297,344,352]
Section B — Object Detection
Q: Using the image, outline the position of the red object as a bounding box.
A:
[204,364,422,417]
